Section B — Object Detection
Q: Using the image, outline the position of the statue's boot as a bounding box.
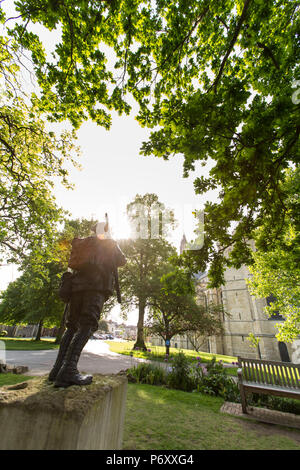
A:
[54,326,93,388]
[48,328,76,382]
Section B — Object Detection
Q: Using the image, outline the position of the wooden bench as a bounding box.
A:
[237,356,300,414]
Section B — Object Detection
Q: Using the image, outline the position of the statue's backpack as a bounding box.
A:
[68,237,114,272]
[68,237,101,271]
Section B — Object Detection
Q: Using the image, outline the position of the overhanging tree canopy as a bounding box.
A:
[247,167,300,343]
[6,0,299,284]
[0,10,80,261]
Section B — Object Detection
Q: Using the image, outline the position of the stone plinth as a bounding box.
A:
[0,373,127,450]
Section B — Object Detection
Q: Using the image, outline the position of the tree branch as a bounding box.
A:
[257,42,279,69]
[211,0,252,92]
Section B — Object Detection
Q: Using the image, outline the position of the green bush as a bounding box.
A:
[191,357,240,400]
[166,352,194,392]
[127,363,167,386]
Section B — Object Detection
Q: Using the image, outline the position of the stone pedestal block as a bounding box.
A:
[0,373,127,450]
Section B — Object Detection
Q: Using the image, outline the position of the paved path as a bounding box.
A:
[4,340,147,376]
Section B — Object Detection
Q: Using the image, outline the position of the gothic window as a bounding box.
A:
[266,294,284,320]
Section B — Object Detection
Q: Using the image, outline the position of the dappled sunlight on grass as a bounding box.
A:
[106,340,239,375]
[135,388,167,406]
[123,383,300,450]
[106,340,238,361]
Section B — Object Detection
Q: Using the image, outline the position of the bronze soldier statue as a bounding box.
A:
[49,218,126,388]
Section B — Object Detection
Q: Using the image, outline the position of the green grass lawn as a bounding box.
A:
[124,383,300,450]
[106,341,239,375]
[0,373,35,387]
[0,337,59,350]
[0,373,299,450]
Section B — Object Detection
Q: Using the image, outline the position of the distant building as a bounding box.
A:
[104,320,137,340]
[123,325,137,340]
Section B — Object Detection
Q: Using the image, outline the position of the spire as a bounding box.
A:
[180,234,187,254]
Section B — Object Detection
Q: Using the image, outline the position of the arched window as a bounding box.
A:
[278,342,290,362]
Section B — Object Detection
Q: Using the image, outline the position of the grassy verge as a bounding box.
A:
[106,341,238,376]
[0,373,35,387]
[0,337,59,350]
[124,383,300,450]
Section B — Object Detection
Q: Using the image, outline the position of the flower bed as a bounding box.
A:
[126,352,300,415]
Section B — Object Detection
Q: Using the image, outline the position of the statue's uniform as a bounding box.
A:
[49,238,126,387]
[66,240,126,332]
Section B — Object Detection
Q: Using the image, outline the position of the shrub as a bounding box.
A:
[127,363,167,386]
[191,357,240,400]
[166,352,194,392]
[0,330,8,337]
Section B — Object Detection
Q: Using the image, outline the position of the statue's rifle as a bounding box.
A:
[105,213,122,304]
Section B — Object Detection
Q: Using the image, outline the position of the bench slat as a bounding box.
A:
[263,363,269,384]
[284,366,292,387]
[247,360,252,382]
[278,364,286,387]
[266,363,274,385]
[257,361,263,383]
[290,368,298,388]
[263,362,269,384]
[243,361,248,381]
[273,364,281,386]
[251,362,256,382]
[277,364,284,386]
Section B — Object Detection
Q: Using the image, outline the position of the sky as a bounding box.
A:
[0,1,219,325]
[53,103,214,245]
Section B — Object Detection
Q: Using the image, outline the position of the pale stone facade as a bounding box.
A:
[197,266,297,362]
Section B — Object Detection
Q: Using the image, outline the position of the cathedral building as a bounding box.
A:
[151,236,300,363]
[196,263,299,363]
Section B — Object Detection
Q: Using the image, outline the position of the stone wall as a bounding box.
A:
[219,261,296,361]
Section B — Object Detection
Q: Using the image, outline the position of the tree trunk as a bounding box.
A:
[35,319,43,341]
[133,301,147,351]
[165,332,171,356]
[164,321,171,356]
